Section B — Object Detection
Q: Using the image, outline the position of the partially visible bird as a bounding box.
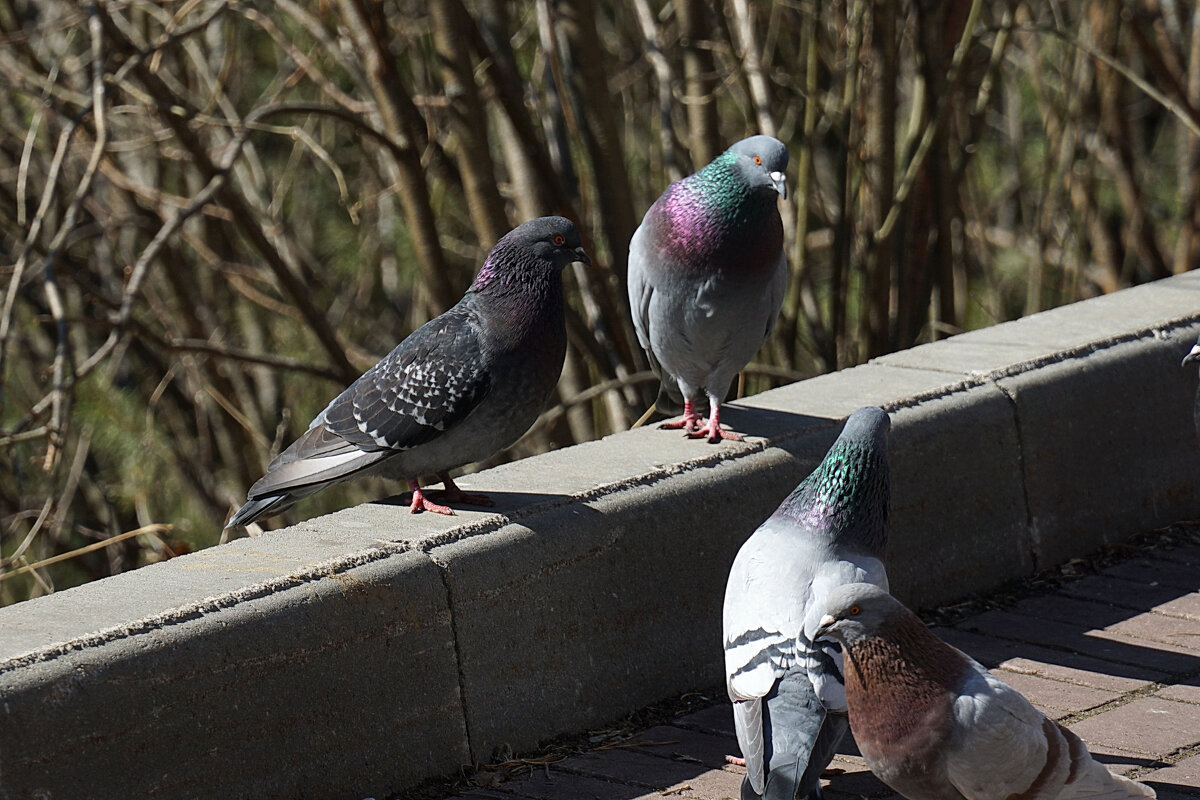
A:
[815,583,1156,800]
[227,216,590,528]
[723,406,891,800]
[628,135,789,442]
[1181,333,1200,442]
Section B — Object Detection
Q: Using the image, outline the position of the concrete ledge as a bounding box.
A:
[3,273,1200,798]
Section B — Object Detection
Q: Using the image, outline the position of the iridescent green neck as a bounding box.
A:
[690,152,752,214]
[780,439,889,555]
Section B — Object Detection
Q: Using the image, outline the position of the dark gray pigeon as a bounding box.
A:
[723,407,891,800]
[1182,333,1200,442]
[815,583,1155,800]
[227,216,590,527]
[628,135,788,442]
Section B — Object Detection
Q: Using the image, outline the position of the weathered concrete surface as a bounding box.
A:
[3,272,1200,798]
[999,334,1200,569]
[0,547,467,799]
[431,447,809,760]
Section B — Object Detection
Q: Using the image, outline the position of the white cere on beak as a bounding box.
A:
[769,170,788,199]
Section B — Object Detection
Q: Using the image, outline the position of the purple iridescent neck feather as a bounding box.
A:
[650,152,783,271]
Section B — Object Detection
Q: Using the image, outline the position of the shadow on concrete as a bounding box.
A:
[374,489,571,516]
[714,404,842,443]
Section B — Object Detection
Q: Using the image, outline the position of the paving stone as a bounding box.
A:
[1085,628,1200,672]
[673,704,735,737]
[1068,697,1200,757]
[961,609,1199,675]
[498,769,650,800]
[1155,594,1200,622]
[622,726,736,770]
[1011,594,1134,630]
[989,668,1119,718]
[937,625,1168,691]
[1156,676,1200,705]
[1141,753,1200,791]
[659,764,744,799]
[1106,611,1200,654]
[560,749,705,788]
[1146,544,1200,569]
[1061,575,1184,612]
[1083,744,1159,776]
[1104,560,1200,592]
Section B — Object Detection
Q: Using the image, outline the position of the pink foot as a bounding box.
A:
[686,405,741,443]
[688,422,742,443]
[725,755,746,767]
[408,483,455,515]
[660,399,701,433]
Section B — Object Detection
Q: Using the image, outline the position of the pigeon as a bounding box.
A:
[628,135,788,442]
[815,583,1156,800]
[227,216,590,527]
[723,406,891,800]
[1181,333,1200,442]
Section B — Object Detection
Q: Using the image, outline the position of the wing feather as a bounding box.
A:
[245,304,490,500]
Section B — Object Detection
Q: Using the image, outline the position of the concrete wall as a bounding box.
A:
[3,273,1200,799]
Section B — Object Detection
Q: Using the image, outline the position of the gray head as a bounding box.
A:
[501,216,591,269]
[840,406,890,448]
[1183,333,1200,367]
[813,582,905,647]
[474,216,591,291]
[725,135,789,199]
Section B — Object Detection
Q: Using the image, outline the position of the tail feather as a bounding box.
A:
[732,698,766,794]
[739,663,839,800]
[226,494,293,529]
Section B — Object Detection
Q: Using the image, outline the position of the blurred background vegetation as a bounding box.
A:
[1,0,1195,604]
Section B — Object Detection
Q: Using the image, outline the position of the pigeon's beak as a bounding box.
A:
[574,247,592,267]
[814,613,837,640]
[1183,344,1200,367]
[769,170,788,200]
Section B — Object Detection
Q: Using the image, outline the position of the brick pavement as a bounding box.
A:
[437,538,1200,800]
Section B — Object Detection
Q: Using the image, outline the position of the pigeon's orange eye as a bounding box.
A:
[553,234,566,245]
[848,605,861,616]
[753,155,763,165]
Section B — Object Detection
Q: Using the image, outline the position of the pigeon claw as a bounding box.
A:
[659,398,702,433]
[409,487,456,515]
[660,416,700,433]
[688,421,742,443]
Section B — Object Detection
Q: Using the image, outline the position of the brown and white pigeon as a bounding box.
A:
[227,216,590,527]
[815,583,1156,800]
[628,135,788,442]
[723,407,891,800]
